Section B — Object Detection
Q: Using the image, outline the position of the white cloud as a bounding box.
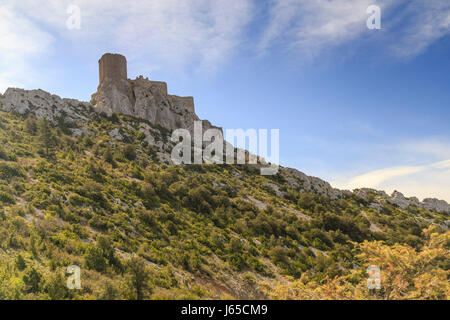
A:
[258,0,394,57]
[399,138,450,159]
[333,160,450,202]
[336,165,426,188]
[332,139,450,202]
[5,0,254,75]
[258,0,450,59]
[0,3,54,93]
[390,0,450,57]
[1,0,448,92]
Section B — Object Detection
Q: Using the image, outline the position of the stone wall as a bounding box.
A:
[169,95,195,114]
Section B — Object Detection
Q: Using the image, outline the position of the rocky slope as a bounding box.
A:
[0,54,448,300]
[0,92,448,299]
[1,86,449,215]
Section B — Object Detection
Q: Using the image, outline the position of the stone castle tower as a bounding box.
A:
[98,53,128,85]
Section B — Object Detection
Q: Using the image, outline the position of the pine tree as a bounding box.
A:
[15,254,26,271]
[126,255,151,300]
[104,146,115,164]
[38,117,56,158]
[24,115,38,135]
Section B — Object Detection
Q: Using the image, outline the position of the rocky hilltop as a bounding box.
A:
[1,88,91,126]
[0,53,449,214]
[91,53,218,133]
[354,189,450,214]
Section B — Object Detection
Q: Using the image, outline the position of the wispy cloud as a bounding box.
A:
[0,3,54,93]
[1,0,448,92]
[258,0,450,60]
[258,0,393,57]
[5,0,254,75]
[333,160,450,202]
[390,0,450,57]
[399,138,450,160]
[332,139,450,201]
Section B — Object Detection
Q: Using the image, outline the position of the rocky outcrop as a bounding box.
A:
[421,198,450,213]
[1,88,91,125]
[91,53,218,134]
[351,188,450,214]
[354,188,388,199]
[386,191,413,209]
[281,167,345,199]
[384,191,450,213]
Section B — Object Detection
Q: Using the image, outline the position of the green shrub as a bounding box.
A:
[0,147,9,160]
[0,191,15,204]
[85,246,108,272]
[123,144,137,161]
[68,193,88,206]
[0,162,25,180]
[23,267,42,292]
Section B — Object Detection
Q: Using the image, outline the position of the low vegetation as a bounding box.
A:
[0,110,448,300]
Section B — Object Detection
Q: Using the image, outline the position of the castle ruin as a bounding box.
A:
[91,53,204,132]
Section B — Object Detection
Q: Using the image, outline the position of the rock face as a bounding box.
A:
[350,189,450,214]
[421,198,450,213]
[386,191,413,209]
[1,88,91,125]
[91,53,214,133]
[384,191,450,213]
[354,188,388,199]
[281,167,345,199]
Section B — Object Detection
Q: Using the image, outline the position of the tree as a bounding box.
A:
[38,118,56,158]
[45,272,69,300]
[23,267,42,293]
[98,280,119,300]
[262,226,450,300]
[96,235,121,270]
[85,246,107,272]
[15,254,26,271]
[123,144,137,161]
[126,255,151,300]
[30,234,38,257]
[25,115,38,135]
[298,193,315,211]
[141,182,155,199]
[103,146,115,165]
[269,246,289,265]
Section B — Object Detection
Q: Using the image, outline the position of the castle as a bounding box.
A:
[0,53,218,134]
[91,53,206,132]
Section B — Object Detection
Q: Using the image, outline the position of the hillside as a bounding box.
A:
[0,88,448,300]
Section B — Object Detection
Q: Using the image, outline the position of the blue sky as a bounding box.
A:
[1,0,449,201]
